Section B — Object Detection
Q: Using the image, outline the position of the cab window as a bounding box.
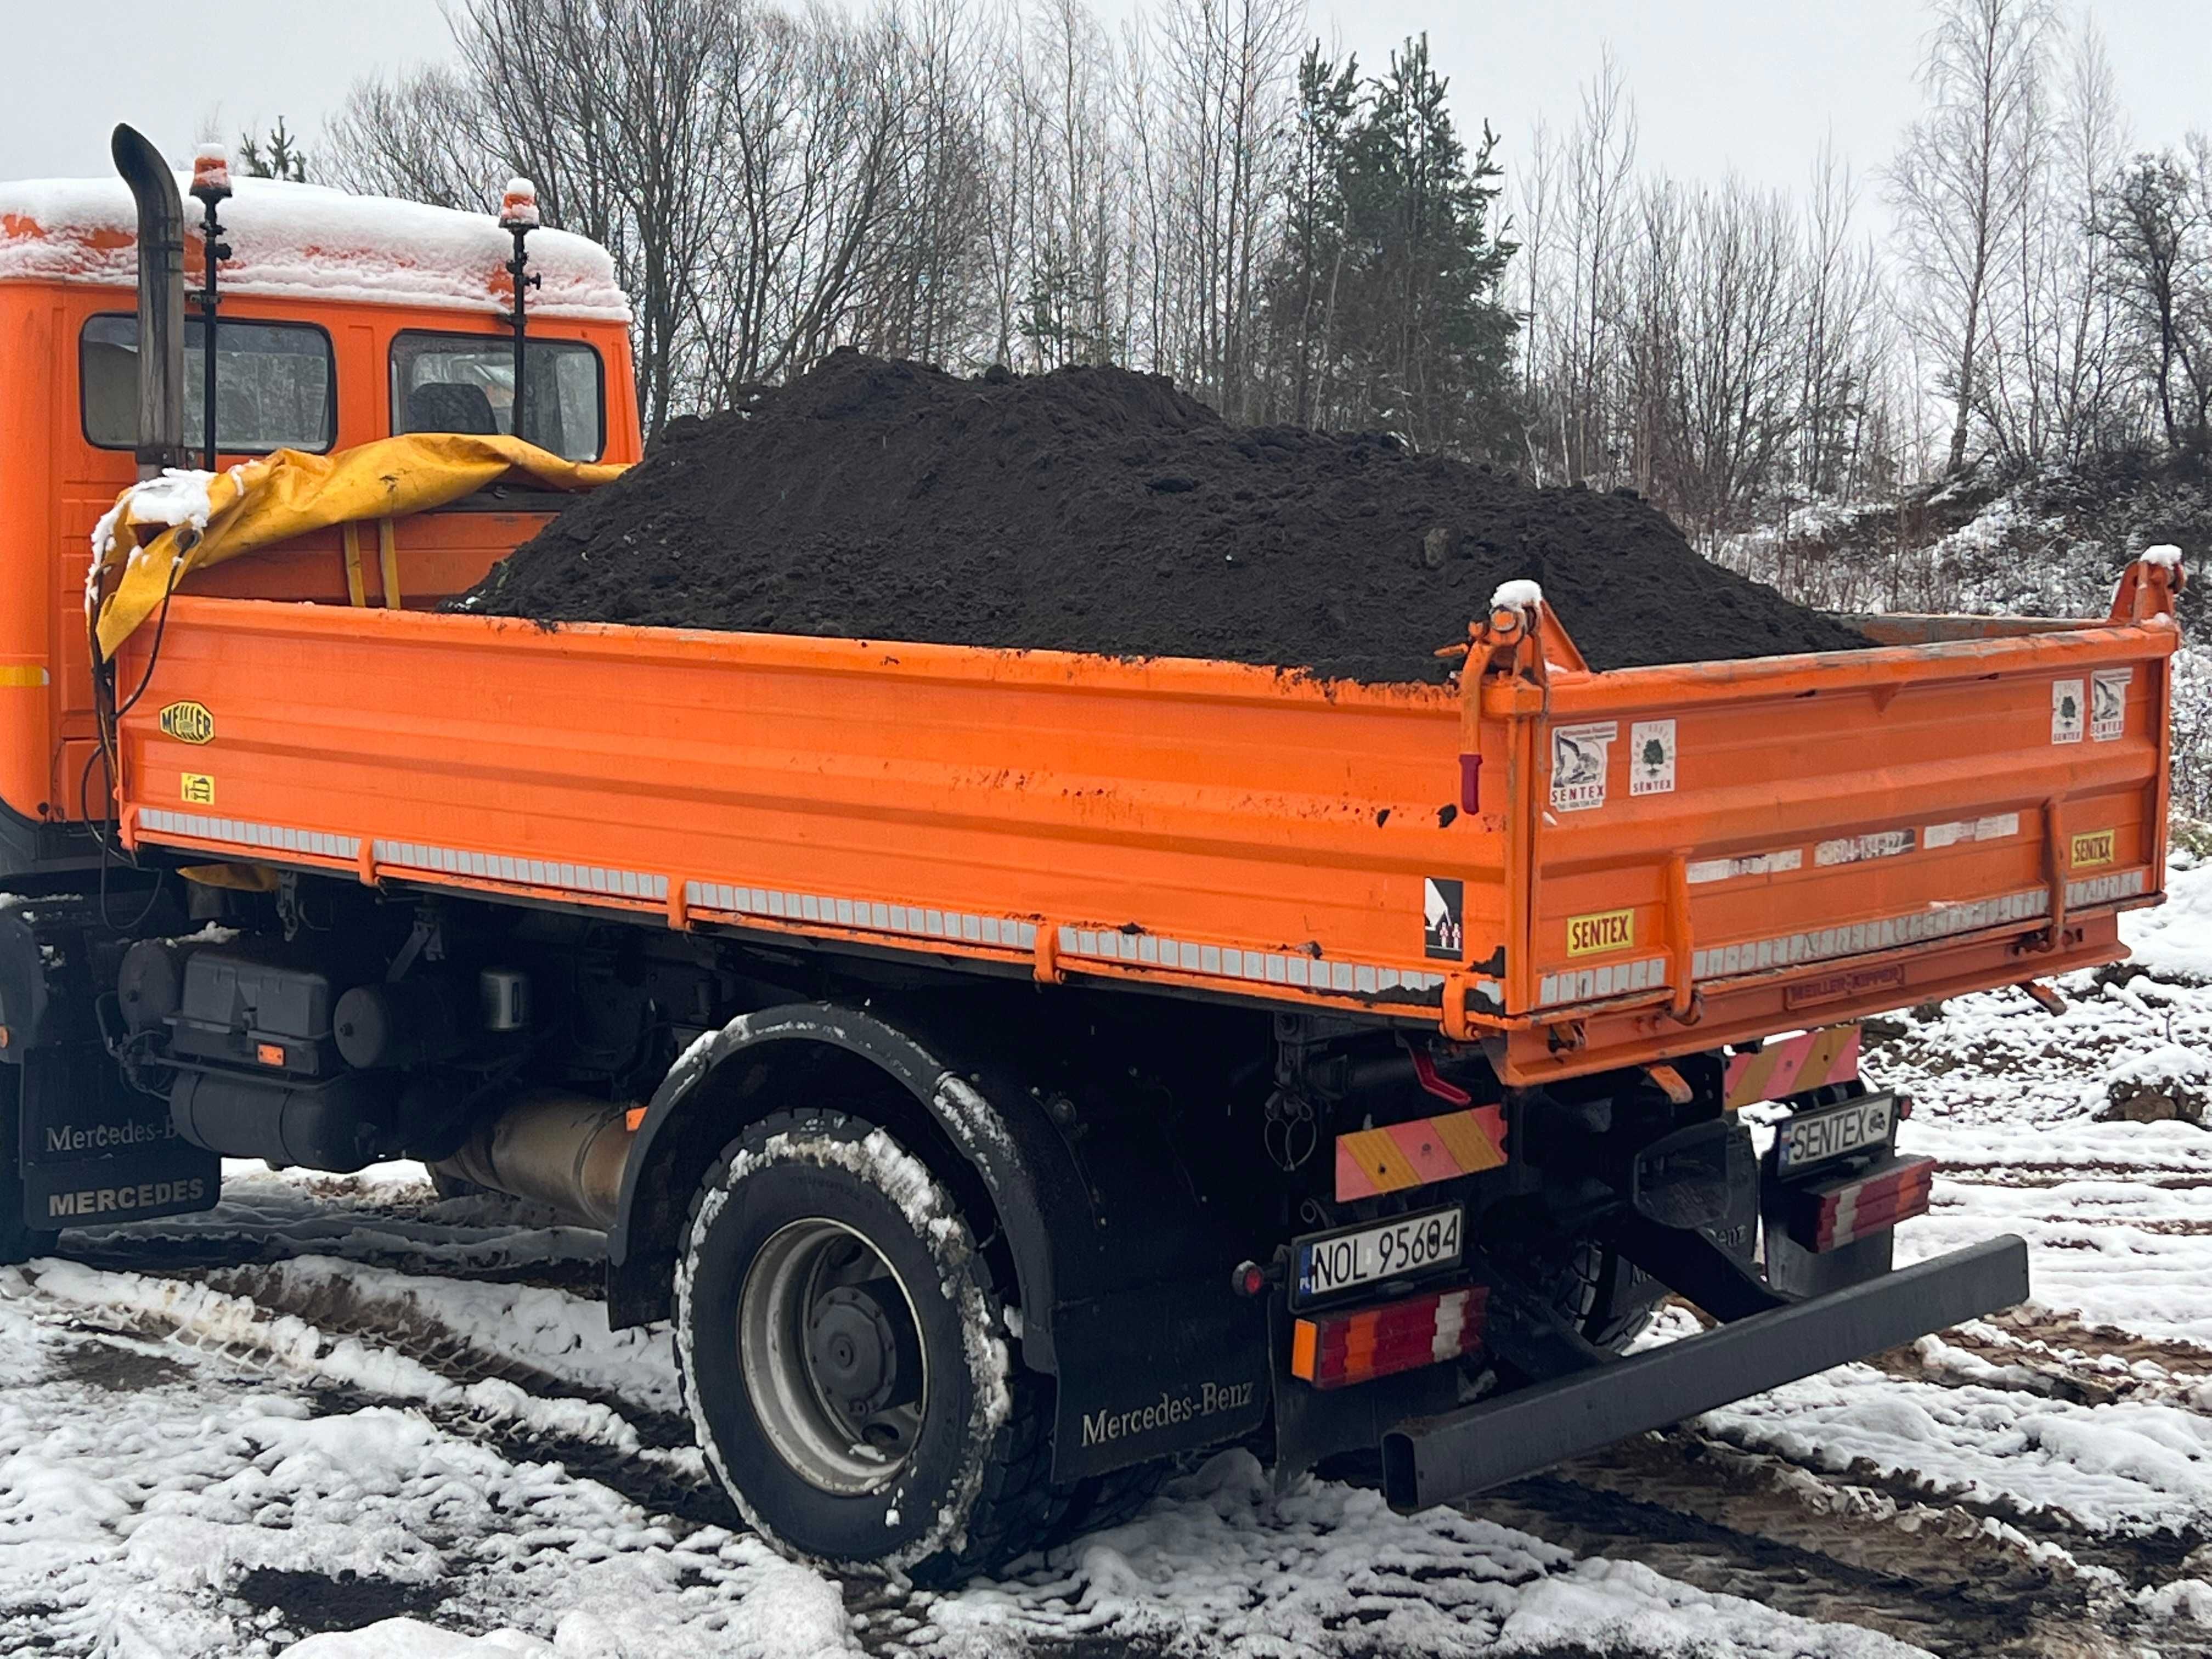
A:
[390,331,605,462]
[81,314,336,454]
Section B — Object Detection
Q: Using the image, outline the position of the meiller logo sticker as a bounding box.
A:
[159,701,215,744]
[1551,721,1617,811]
[1566,907,1635,957]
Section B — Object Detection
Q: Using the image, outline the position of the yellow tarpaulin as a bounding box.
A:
[89,433,626,659]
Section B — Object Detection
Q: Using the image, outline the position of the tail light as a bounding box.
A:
[1290,1283,1488,1390]
[1786,1154,1934,1252]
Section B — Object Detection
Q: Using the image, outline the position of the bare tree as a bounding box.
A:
[1152,0,1302,417]
[1558,52,1637,484]
[325,66,503,211]
[2103,146,2212,458]
[1886,0,2053,474]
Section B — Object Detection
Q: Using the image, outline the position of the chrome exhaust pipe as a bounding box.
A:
[110,124,187,477]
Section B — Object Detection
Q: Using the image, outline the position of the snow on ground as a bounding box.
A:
[2,1217,1928,1659]
[23,870,2212,1654]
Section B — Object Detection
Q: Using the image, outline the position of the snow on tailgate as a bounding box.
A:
[0,175,629,321]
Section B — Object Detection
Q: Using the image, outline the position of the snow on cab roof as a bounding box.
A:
[0,174,630,323]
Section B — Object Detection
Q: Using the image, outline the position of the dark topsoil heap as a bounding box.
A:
[464,352,1867,682]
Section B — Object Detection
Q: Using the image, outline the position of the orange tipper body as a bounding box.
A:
[105,560,2177,1085]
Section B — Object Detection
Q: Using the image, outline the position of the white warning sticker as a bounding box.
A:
[2052,679,2085,744]
[1686,849,1804,884]
[1551,721,1617,812]
[1924,812,2021,850]
[1815,829,1917,868]
[1629,719,1677,796]
[2092,668,2131,742]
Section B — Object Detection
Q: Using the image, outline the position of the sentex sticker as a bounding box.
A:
[2052,679,2085,744]
[1629,719,1677,796]
[1815,829,1916,867]
[180,773,214,806]
[2071,829,2115,868]
[1423,877,1465,962]
[1551,721,1617,811]
[1566,907,1635,957]
[1686,849,1803,884]
[159,701,215,744]
[2092,668,2131,741]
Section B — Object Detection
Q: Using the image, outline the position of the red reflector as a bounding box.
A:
[1786,1154,1935,1252]
[1459,754,1481,815]
[1291,1283,1488,1390]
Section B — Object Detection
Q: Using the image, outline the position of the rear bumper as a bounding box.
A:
[1379,1234,2028,1511]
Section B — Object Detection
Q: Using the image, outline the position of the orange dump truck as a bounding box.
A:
[0,128,2179,1579]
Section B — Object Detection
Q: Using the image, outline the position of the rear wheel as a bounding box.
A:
[676,1109,1122,1582]
[1543,1238,1667,1352]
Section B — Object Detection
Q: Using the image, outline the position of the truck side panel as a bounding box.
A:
[115,597,1503,1021]
[111,589,2175,1076]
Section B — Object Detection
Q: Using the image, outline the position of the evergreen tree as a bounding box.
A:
[1338,37,1517,456]
[1259,36,1517,455]
[239,118,309,183]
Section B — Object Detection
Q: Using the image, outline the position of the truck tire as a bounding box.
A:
[675,1110,1077,1582]
[1545,1238,1667,1352]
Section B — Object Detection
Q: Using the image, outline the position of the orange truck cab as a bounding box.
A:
[0,152,640,872]
[0,125,2179,1581]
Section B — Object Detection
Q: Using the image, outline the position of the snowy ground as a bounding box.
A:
[20,882,2212,1654]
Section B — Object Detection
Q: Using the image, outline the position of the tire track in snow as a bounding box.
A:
[18,1257,740,1536]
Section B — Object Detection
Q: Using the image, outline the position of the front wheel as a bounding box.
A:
[675,1110,1071,1582]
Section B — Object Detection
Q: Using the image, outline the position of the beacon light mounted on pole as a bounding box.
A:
[498,177,542,449]
[188,145,233,473]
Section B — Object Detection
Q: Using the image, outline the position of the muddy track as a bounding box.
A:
[1482,1436,2177,1659]
[55,1232,607,1296]
[44,1276,735,1533]
[182,1261,689,1447]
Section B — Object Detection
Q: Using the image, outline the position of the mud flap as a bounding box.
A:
[16,1042,218,1233]
[0,891,216,1241]
[1379,1234,2028,1512]
[1048,1276,1271,1482]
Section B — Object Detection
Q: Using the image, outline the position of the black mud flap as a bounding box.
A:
[1379,1235,2028,1513]
[1,891,217,1247]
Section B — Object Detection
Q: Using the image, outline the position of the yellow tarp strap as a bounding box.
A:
[90,432,627,659]
[378,518,402,610]
[341,523,366,607]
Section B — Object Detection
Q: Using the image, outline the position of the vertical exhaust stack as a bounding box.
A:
[110,125,187,478]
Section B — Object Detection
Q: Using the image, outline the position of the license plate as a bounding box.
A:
[1776,1093,1895,1174]
[1294,1205,1463,1306]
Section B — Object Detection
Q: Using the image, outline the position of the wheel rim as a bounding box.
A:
[737,1217,930,1496]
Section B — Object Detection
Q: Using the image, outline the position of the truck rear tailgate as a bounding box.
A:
[1490,579,2177,1081]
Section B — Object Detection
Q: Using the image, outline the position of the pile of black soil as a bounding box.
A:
[464,352,1868,682]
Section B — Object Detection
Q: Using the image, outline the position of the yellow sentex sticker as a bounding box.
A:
[1567,907,1635,957]
[2071,829,2115,868]
[181,774,215,806]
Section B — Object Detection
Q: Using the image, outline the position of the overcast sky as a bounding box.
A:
[3,1,2205,230]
